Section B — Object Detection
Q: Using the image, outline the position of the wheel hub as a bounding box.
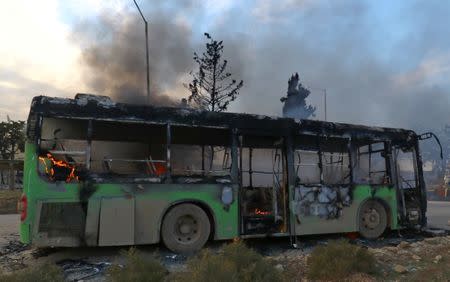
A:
[179,224,192,234]
[176,215,198,242]
[363,208,380,229]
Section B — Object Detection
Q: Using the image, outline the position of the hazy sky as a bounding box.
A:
[1,0,449,131]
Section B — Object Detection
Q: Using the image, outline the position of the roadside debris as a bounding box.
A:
[0,228,449,280]
[433,255,442,263]
[162,253,187,272]
[57,259,112,281]
[0,239,29,272]
[393,264,407,274]
[0,239,28,256]
[424,228,448,236]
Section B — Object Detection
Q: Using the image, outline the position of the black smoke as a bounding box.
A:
[72,1,450,133]
[72,7,195,106]
[217,1,450,132]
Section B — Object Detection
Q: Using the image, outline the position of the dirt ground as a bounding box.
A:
[0,214,18,248]
[1,227,450,281]
[1,202,449,281]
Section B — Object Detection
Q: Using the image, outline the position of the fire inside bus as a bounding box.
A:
[20,94,433,253]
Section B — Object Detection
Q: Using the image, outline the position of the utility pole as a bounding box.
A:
[133,0,150,104]
[324,88,327,121]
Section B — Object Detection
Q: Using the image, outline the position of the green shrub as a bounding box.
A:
[0,263,64,282]
[107,248,167,282]
[307,240,377,281]
[173,241,282,282]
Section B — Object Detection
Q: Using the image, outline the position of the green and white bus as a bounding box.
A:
[20,94,430,253]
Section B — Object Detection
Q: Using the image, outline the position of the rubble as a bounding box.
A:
[397,241,410,249]
[0,238,30,272]
[0,239,28,256]
[266,230,450,280]
[412,254,421,261]
[433,255,442,263]
[0,229,449,280]
[57,259,112,281]
[394,264,407,274]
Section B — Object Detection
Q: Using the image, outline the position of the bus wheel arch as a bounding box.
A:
[160,201,215,254]
[357,198,389,239]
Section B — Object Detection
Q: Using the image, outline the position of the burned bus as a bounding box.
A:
[20,94,429,253]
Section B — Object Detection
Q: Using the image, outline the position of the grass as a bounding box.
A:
[107,248,167,282]
[0,263,64,282]
[171,241,283,282]
[0,189,21,199]
[0,189,21,214]
[307,239,378,281]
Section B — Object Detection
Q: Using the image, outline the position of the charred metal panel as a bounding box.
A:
[38,202,85,237]
[33,201,85,247]
[28,95,418,145]
[293,185,398,235]
[98,197,134,246]
[293,185,351,219]
[28,95,294,138]
[134,198,167,244]
[295,203,360,235]
[292,186,357,235]
[298,119,417,144]
[84,199,101,246]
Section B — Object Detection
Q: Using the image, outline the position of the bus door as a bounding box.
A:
[393,133,434,227]
[290,136,353,237]
[238,134,288,235]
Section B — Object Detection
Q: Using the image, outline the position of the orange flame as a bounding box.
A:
[254,208,271,216]
[39,153,79,183]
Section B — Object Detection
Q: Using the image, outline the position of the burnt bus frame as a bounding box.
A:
[25,95,428,243]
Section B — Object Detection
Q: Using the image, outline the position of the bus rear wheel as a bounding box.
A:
[161,203,211,254]
[358,200,387,239]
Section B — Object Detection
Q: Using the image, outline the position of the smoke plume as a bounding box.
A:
[73,8,195,106]
[73,1,450,133]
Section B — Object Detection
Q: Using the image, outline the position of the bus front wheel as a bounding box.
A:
[161,203,211,254]
[358,200,387,239]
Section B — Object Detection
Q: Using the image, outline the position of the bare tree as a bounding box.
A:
[186,33,243,112]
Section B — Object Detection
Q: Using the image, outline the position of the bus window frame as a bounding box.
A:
[352,140,392,186]
[34,116,238,184]
[294,135,352,186]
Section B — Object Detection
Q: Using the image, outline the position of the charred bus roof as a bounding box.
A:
[27,94,417,143]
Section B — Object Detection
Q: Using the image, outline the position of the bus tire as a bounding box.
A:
[161,203,211,254]
[358,200,387,239]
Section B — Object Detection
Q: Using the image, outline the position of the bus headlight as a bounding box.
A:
[221,186,233,205]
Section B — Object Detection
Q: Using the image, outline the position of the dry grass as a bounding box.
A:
[171,241,283,282]
[0,189,21,199]
[0,263,64,282]
[0,189,21,214]
[107,248,167,282]
[307,240,378,281]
